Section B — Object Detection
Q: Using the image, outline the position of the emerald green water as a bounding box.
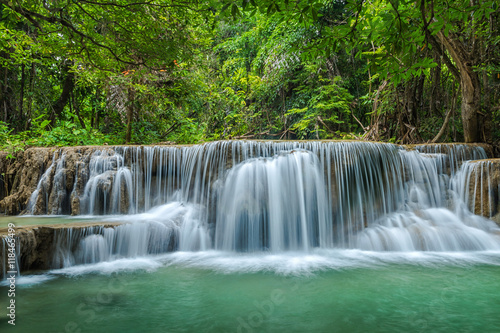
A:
[2,251,500,333]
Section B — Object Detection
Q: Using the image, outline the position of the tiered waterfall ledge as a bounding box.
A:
[1,141,500,277]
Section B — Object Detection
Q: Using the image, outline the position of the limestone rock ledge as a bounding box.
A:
[0,147,96,215]
[0,222,122,275]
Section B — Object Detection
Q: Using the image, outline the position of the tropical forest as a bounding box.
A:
[0,0,498,149]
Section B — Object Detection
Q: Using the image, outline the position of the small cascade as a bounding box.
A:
[9,140,500,272]
[453,160,500,219]
[352,146,499,251]
[28,151,73,214]
[52,221,177,267]
[79,149,130,214]
[49,153,70,214]
[28,154,56,214]
[1,236,20,279]
[400,149,444,209]
[328,143,404,246]
[49,201,213,267]
[355,209,500,251]
[414,144,488,176]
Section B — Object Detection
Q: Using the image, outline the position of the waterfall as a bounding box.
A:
[28,154,57,214]
[215,150,332,252]
[52,218,177,267]
[15,141,500,270]
[1,237,20,279]
[453,160,500,219]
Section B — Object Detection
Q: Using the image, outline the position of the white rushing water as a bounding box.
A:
[215,150,332,252]
[13,141,500,274]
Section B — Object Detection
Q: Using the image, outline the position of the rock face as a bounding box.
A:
[0,148,54,215]
[0,147,91,215]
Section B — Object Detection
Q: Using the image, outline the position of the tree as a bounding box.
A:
[230,0,499,142]
[0,0,213,141]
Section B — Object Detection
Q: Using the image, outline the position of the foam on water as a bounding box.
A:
[0,274,56,287]
[36,250,500,280]
[3,248,498,288]
[164,250,500,274]
[51,257,163,276]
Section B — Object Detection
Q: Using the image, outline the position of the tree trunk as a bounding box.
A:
[436,31,481,142]
[429,58,441,116]
[460,68,481,143]
[71,91,86,129]
[19,63,25,128]
[50,63,75,126]
[25,63,35,130]
[126,87,135,143]
[93,88,101,129]
[431,83,458,143]
[3,67,7,123]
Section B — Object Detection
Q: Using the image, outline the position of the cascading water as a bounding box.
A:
[453,159,500,219]
[215,150,332,252]
[18,141,500,272]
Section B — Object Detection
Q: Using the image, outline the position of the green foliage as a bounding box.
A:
[0,121,24,159]
[0,0,498,147]
[0,118,117,156]
[285,77,354,139]
[29,121,116,147]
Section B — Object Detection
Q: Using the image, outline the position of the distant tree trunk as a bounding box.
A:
[429,59,441,117]
[126,87,135,143]
[416,73,425,118]
[25,63,36,131]
[50,63,75,126]
[19,63,25,128]
[93,88,102,129]
[431,83,458,143]
[3,67,7,123]
[71,91,86,129]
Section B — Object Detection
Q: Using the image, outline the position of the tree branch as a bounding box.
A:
[2,0,146,67]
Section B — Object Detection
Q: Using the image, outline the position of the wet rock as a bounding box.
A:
[0,148,54,215]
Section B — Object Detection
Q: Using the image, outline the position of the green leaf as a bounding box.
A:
[231,4,241,17]
[221,3,231,13]
[311,8,318,21]
[40,120,51,129]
